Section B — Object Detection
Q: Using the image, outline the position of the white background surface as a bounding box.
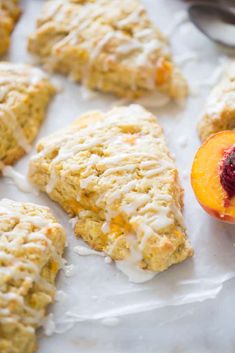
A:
[1,0,235,352]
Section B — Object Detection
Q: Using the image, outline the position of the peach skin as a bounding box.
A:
[191,130,235,223]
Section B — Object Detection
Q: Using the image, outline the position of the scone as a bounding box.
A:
[0,0,21,55]
[198,63,235,141]
[0,198,66,353]
[28,0,188,101]
[29,104,193,277]
[0,62,56,167]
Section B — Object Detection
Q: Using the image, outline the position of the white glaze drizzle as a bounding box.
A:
[2,166,37,194]
[42,313,56,336]
[104,256,112,264]
[73,245,105,257]
[0,106,31,153]
[116,235,156,283]
[69,216,78,230]
[61,259,75,277]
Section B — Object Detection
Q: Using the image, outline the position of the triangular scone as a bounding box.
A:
[0,199,66,353]
[0,0,21,55]
[28,0,188,102]
[0,62,55,167]
[198,63,235,141]
[29,105,193,279]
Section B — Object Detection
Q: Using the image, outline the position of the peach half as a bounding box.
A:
[191,130,235,223]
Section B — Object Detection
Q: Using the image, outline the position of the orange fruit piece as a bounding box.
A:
[155,58,173,86]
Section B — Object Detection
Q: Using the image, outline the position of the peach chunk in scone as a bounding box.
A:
[191,131,235,223]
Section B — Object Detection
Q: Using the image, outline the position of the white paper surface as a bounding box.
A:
[1,0,235,351]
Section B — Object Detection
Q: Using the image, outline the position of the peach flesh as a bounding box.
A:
[191,131,235,223]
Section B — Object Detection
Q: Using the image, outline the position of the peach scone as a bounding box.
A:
[29,104,193,279]
[0,199,66,353]
[28,0,188,102]
[198,63,235,142]
[0,62,56,168]
[0,0,21,55]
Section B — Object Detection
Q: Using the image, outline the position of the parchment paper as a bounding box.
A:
[1,0,235,352]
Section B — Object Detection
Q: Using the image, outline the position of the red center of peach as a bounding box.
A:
[220,145,235,199]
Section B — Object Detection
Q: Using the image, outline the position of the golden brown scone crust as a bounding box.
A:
[28,0,188,101]
[29,104,193,274]
[0,62,56,168]
[198,63,235,141]
[0,0,21,55]
[0,198,66,353]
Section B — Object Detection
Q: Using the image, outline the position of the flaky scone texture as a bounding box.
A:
[29,104,193,274]
[28,0,188,101]
[0,0,21,55]
[198,63,235,142]
[0,199,66,353]
[0,62,56,168]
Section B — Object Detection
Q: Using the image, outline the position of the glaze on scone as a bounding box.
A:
[0,199,66,353]
[0,62,56,167]
[29,105,193,278]
[0,0,21,55]
[28,0,188,101]
[198,64,235,141]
